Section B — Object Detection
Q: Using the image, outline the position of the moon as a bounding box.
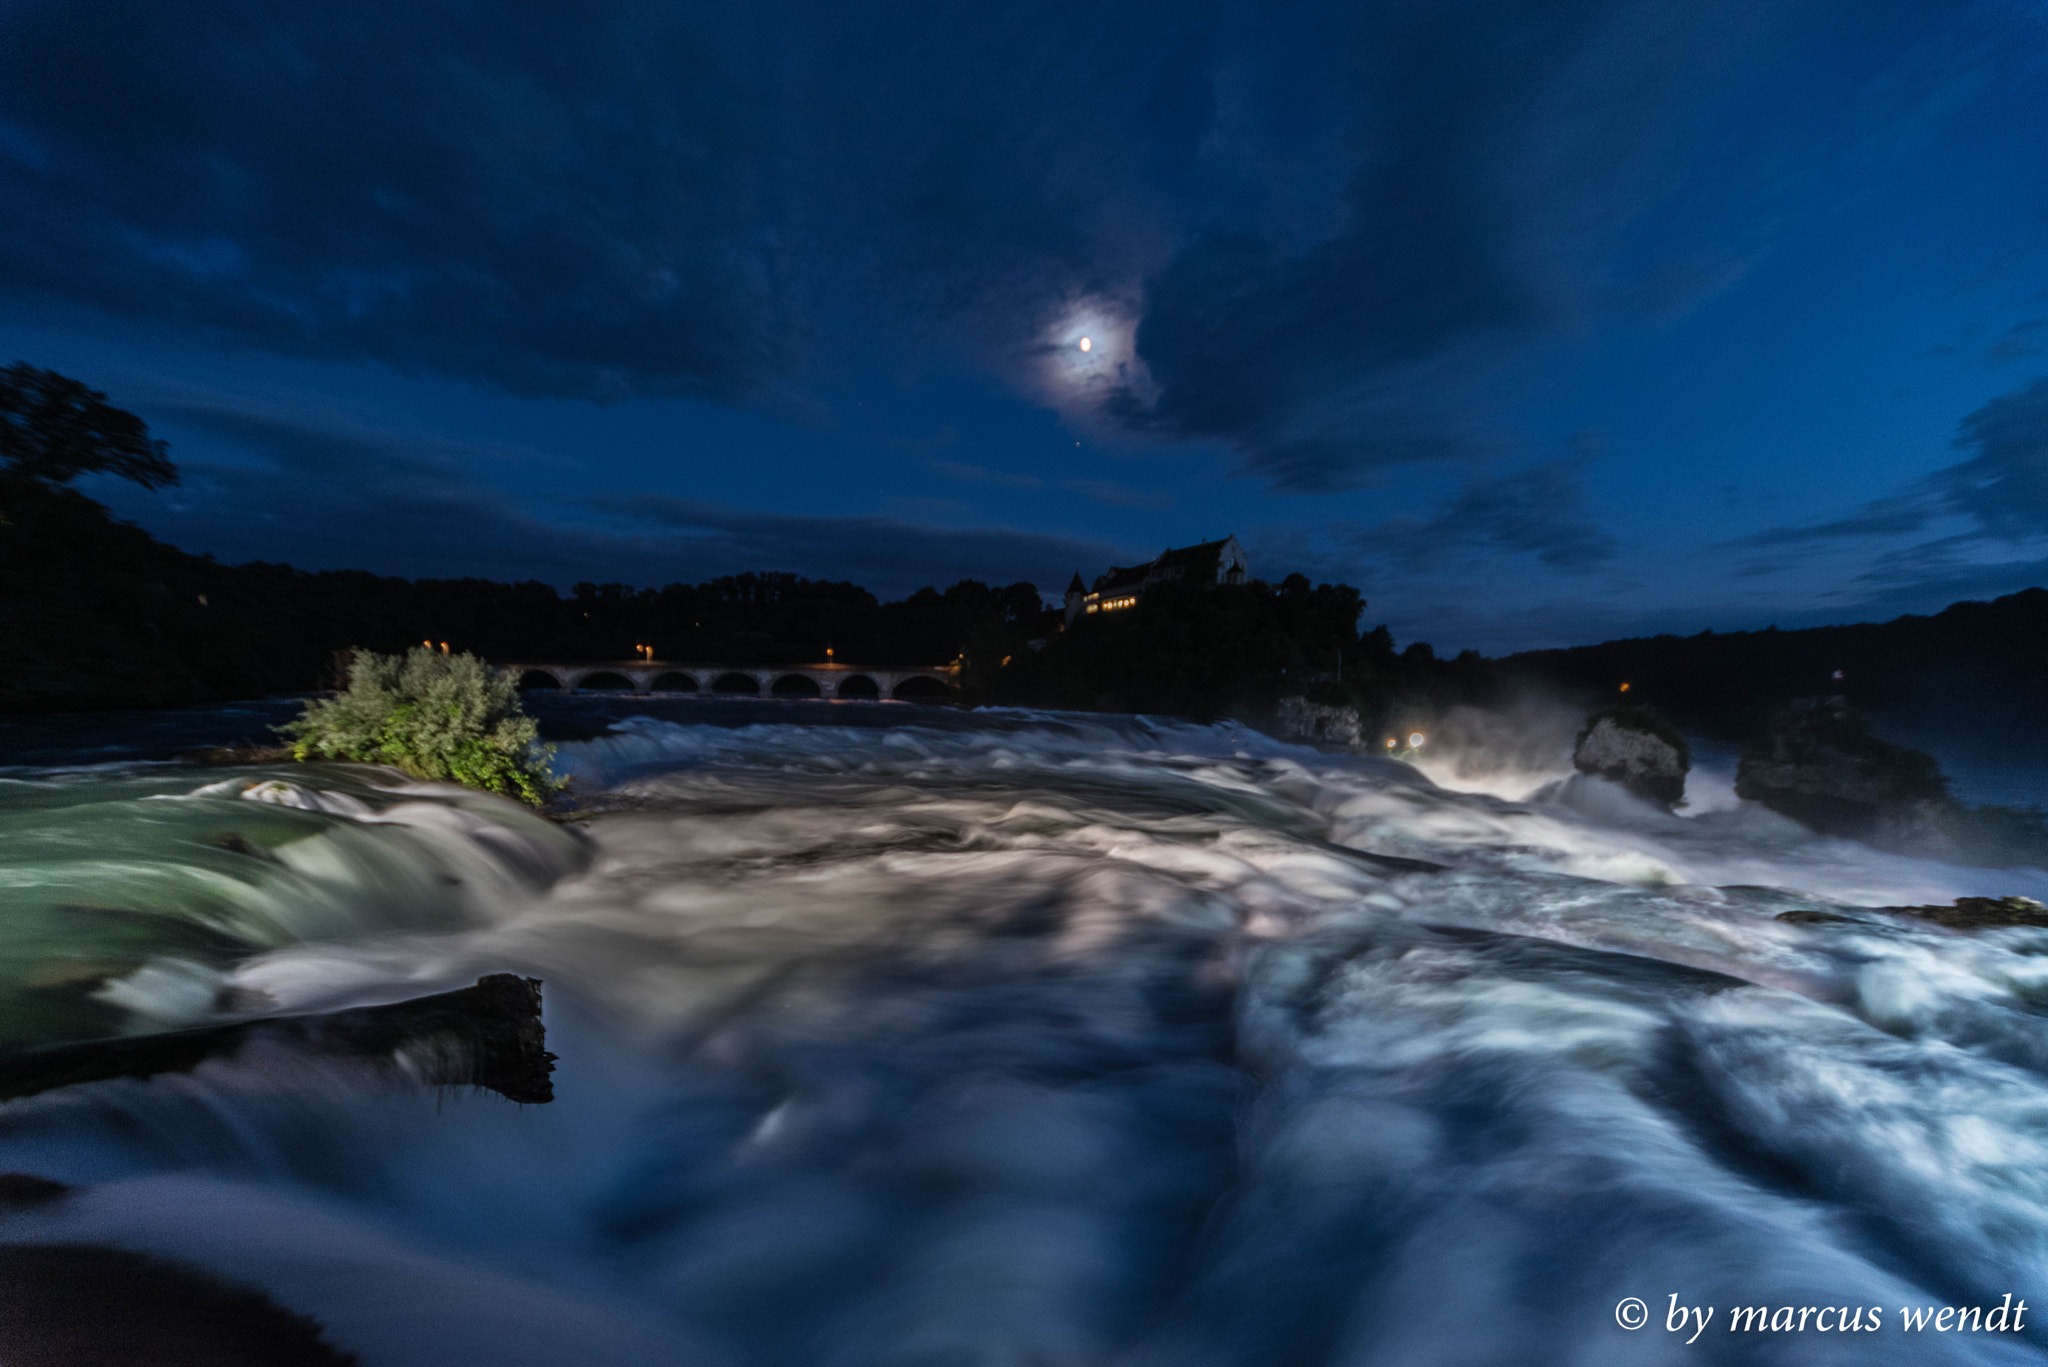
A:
[1077,337,1092,352]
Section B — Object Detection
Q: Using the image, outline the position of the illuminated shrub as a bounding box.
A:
[278,647,561,807]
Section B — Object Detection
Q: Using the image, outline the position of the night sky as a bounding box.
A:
[5,0,2047,652]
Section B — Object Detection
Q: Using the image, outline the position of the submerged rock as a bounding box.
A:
[1735,698,1948,841]
[1571,706,1690,809]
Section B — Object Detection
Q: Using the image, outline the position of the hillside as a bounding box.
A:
[1500,589,2048,744]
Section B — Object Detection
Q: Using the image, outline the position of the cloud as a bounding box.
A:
[0,0,1962,486]
[0,0,1220,405]
[1353,457,1618,570]
[0,3,814,403]
[90,395,1120,597]
[589,494,1120,594]
[1851,550,2048,608]
[1433,458,1618,568]
[1939,375,2048,538]
[1736,374,2048,555]
[1090,0,1945,489]
[1712,376,2048,613]
[1731,494,1934,549]
[1987,318,2048,364]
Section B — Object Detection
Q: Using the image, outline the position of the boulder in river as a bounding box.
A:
[1735,698,1948,841]
[1275,696,1363,749]
[1571,706,1690,808]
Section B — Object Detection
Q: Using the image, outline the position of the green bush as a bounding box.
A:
[277,647,562,806]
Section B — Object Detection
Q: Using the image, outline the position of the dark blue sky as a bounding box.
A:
[5,0,2047,651]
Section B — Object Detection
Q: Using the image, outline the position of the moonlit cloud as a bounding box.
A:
[1035,298,1152,421]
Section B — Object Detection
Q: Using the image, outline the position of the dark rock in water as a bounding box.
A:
[1877,896,2048,930]
[1735,698,1949,841]
[0,974,555,1105]
[0,1173,71,1207]
[1275,696,1363,749]
[0,1244,357,1366]
[1774,909,1862,926]
[1572,706,1690,808]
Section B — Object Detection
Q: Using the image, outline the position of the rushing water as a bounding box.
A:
[3,698,2048,1364]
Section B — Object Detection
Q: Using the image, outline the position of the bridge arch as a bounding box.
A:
[834,673,879,700]
[771,673,821,698]
[710,671,760,695]
[516,668,563,692]
[892,675,951,701]
[578,670,635,692]
[651,670,699,693]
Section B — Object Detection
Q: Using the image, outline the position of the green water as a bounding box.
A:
[0,764,586,1048]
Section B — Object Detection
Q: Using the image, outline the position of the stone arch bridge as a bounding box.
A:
[500,660,957,701]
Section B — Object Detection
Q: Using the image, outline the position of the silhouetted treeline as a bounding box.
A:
[3,471,1486,726]
[1501,589,2048,739]
[0,483,1048,712]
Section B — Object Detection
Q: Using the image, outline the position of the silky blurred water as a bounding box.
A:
[3,699,2048,1364]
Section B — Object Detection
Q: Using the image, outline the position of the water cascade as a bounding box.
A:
[1,708,2045,1364]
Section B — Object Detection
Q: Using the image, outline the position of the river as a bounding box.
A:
[2,697,2047,1364]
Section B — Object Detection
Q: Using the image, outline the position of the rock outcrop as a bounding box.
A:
[1878,896,2048,930]
[1777,897,2048,930]
[0,973,554,1105]
[1276,696,1363,749]
[1572,706,1690,808]
[1735,699,1948,841]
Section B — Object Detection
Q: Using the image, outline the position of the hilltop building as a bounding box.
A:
[1063,536,1249,626]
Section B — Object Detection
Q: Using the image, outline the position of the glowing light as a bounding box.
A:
[1385,738,1396,749]
[1619,682,1631,693]
[1408,732,1425,749]
[1078,337,1092,352]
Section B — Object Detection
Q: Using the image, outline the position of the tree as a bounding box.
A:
[0,362,177,492]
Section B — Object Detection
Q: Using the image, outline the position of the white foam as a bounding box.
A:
[10,706,2048,1363]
